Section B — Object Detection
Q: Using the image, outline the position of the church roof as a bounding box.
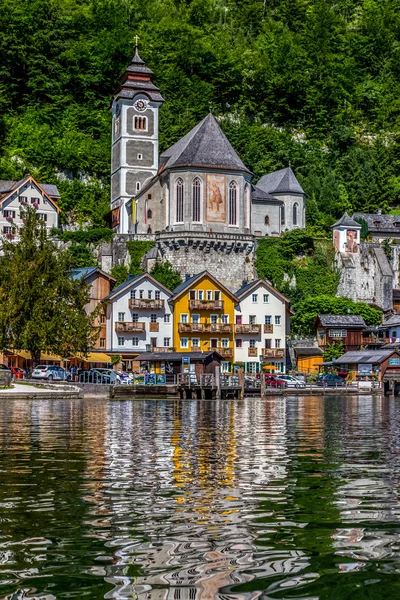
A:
[159,114,251,174]
[257,167,304,195]
[251,185,282,203]
[332,212,361,228]
[113,47,164,104]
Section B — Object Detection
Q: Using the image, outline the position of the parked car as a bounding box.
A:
[265,374,288,388]
[316,374,346,387]
[32,365,71,381]
[278,375,306,388]
[11,367,24,380]
[0,364,11,371]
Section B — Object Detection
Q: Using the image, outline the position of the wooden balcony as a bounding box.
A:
[248,347,258,357]
[151,347,175,353]
[261,348,285,358]
[264,324,273,334]
[218,348,233,358]
[189,299,224,311]
[236,324,261,334]
[207,323,232,333]
[149,322,159,332]
[179,323,205,333]
[362,337,390,345]
[115,321,145,332]
[129,298,165,309]
[191,346,201,352]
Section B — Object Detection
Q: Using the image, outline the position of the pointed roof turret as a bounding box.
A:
[113,45,164,104]
[257,167,304,195]
[159,113,251,174]
[332,212,361,228]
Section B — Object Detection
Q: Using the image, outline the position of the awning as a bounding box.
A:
[74,352,112,363]
[11,351,69,362]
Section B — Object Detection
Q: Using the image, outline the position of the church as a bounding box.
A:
[110,47,305,238]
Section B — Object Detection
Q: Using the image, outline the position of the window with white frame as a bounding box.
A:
[148,290,152,299]
[31,197,40,205]
[275,339,281,348]
[118,312,125,322]
[221,338,229,348]
[293,202,299,226]
[37,213,47,222]
[252,294,258,303]
[164,314,170,323]
[249,315,256,325]
[192,338,200,348]
[118,337,125,346]
[130,290,136,299]
[275,316,281,325]
[210,315,218,324]
[181,314,188,324]
[139,289,144,299]
[329,329,347,338]
[134,116,147,130]
[228,181,238,226]
[192,314,200,324]
[236,339,243,348]
[221,314,229,324]
[248,362,257,374]
[263,294,269,304]
[181,338,188,348]
[164,337,171,347]
[19,196,27,203]
[214,291,221,301]
[175,178,184,223]
[3,210,15,218]
[207,290,213,301]
[155,291,160,300]
[150,314,157,322]
[221,361,230,373]
[249,339,256,348]
[198,290,204,301]
[137,153,142,160]
[281,205,285,225]
[100,338,105,348]
[136,182,141,192]
[265,315,272,324]
[192,177,201,223]
[132,313,139,322]
[132,337,139,347]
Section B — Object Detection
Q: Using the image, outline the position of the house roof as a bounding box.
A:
[332,212,361,229]
[70,267,116,283]
[137,351,222,362]
[379,314,400,329]
[352,212,400,233]
[235,278,291,305]
[170,271,238,302]
[159,114,251,174]
[105,272,173,301]
[251,185,282,203]
[0,178,60,199]
[318,314,367,328]
[294,347,324,357]
[257,167,304,196]
[0,175,61,212]
[334,349,398,364]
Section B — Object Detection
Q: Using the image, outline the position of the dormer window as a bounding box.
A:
[134,116,147,131]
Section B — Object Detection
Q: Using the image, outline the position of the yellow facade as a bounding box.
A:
[297,355,323,374]
[172,273,236,367]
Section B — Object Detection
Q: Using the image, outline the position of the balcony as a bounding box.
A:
[264,324,274,334]
[151,347,175,353]
[179,323,205,333]
[217,348,233,358]
[248,347,258,357]
[149,322,159,332]
[261,348,285,358]
[115,321,145,332]
[192,346,201,352]
[236,324,261,334]
[189,299,224,311]
[129,298,165,309]
[207,323,232,333]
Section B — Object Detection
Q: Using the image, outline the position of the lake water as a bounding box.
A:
[0,396,399,599]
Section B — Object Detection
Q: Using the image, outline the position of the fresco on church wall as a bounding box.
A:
[206,175,226,222]
[346,229,358,253]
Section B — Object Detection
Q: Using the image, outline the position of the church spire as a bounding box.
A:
[112,44,164,104]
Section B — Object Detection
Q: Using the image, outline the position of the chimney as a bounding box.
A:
[377,208,382,215]
[185,273,191,281]
[242,279,248,287]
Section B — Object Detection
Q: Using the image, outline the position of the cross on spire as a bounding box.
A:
[134,34,139,47]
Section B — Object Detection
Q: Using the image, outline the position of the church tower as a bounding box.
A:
[110,46,164,233]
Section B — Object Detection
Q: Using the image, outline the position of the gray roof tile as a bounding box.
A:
[352,212,400,233]
[318,314,367,328]
[332,212,361,228]
[257,167,304,195]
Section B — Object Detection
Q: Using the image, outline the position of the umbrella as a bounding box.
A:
[262,364,277,371]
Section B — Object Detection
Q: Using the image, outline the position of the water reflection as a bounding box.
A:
[0,396,400,598]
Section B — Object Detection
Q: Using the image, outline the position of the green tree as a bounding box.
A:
[0,207,99,365]
[150,261,182,291]
[324,342,345,362]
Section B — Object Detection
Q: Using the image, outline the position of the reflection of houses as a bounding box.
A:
[316,314,367,352]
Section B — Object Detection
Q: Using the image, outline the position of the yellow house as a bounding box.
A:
[170,271,237,372]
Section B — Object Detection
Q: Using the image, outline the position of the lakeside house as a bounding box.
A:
[316,314,368,352]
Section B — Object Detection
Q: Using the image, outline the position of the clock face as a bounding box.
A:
[134,99,147,112]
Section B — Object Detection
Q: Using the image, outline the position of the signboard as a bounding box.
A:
[390,357,400,366]
[182,356,190,373]
[358,363,372,375]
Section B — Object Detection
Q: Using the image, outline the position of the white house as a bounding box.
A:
[105,273,173,360]
[0,175,60,239]
[234,279,291,373]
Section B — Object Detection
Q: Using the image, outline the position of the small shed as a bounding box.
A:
[333,349,400,383]
[136,351,222,383]
[294,346,324,374]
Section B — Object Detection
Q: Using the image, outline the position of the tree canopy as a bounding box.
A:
[0,0,400,227]
[0,207,100,363]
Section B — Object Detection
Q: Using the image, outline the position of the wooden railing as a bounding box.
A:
[261,348,285,358]
[236,324,261,334]
[248,347,258,357]
[151,347,175,353]
[129,298,165,309]
[218,348,233,358]
[264,324,273,333]
[178,323,233,333]
[208,323,232,333]
[115,322,145,332]
[189,299,224,310]
[179,323,205,333]
[149,322,159,332]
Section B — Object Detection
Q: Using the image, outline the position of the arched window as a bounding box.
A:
[244,183,250,229]
[134,116,147,131]
[281,205,285,226]
[192,178,201,222]
[264,215,270,226]
[228,181,238,226]
[175,178,184,223]
[147,209,152,219]
[293,202,299,225]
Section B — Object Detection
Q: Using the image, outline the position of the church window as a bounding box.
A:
[137,153,143,160]
[192,178,201,223]
[228,181,238,226]
[293,202,299,225]
[147,209,152,219]
[175,178,184,223]
[134,116,147,131]
[281,205,285,226]
[264,215,269,226]
[136,182,141,192]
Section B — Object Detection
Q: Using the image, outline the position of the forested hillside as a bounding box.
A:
[1,0,400,227]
